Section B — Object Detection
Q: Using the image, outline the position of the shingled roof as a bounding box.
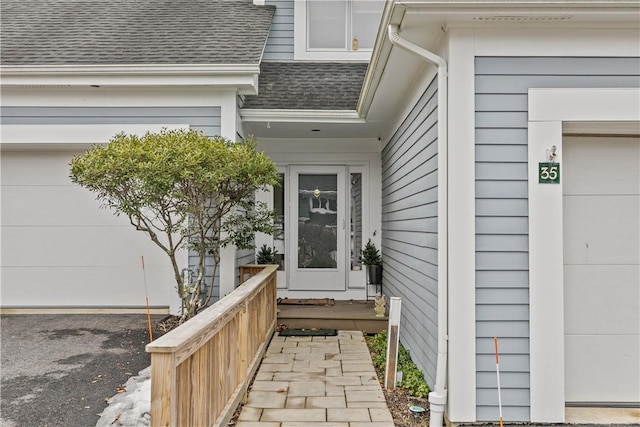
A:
[0,0,275,65]
[243,62,368,110]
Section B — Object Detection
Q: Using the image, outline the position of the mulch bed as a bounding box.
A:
[371,362,430,427]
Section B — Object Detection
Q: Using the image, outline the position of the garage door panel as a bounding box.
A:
[565,335,640,403]
[564,265,640,335]
[563,135,640,405]
[563,137,640,195]
[1,151,83,186]
[563,195,639,264]
[1,266,172,307]
[2,226,168,267]
[2,186,127,226]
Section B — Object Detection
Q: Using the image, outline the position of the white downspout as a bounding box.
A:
[388,24,449,427]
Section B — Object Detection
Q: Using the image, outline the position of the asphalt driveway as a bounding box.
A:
[0,314,162,427]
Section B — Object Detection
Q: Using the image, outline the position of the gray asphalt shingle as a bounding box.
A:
[1,0,275,65]
[243,62,368,110]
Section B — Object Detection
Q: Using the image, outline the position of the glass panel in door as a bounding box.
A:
[290,166,346,290]
[298,174,338,269]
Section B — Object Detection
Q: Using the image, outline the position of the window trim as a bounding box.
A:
[293,0,376,61]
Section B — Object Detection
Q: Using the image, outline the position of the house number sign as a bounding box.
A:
[538,162,560,184]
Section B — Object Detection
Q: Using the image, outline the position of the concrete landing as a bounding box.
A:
[236,330,393,427]
[565,407,640,424]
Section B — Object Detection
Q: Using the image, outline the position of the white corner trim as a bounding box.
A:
[528,87,640,422]
[0,124,189,145]
[239,109,364,123]
[219,91,238,140]
[445,28,477,422]
[253,0,265,5]
[528,120,565,422]
[219,242,237,298]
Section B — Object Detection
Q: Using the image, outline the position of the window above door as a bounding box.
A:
[294,0,385,61]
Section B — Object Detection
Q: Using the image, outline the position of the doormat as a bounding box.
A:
[278,298,335,306]
[278,328,338,337]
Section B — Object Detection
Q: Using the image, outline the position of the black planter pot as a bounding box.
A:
[367,264,383,285]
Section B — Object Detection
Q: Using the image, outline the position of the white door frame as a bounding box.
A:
[289,165,348,291]
[528,88,640,422]
[253,143,381,299]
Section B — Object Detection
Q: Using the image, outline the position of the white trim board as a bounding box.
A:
[445,28,477,423]
[528,87,640,422]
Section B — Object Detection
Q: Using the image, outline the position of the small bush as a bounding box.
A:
[365,330,431,398]
[256,244,278,264]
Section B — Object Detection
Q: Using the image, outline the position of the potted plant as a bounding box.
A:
[359,239,382,286]
[256,244,278,264]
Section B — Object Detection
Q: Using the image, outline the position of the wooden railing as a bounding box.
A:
[239,264,276,284]
[146,265,278,427]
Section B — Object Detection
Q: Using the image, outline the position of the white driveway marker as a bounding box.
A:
[141,256,154,342]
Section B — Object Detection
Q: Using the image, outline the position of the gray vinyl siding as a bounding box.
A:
[263,0,294,61]
[0,105,224,302]
[0,106,221,137]
[381,76,439,387]
[475,56,640,422]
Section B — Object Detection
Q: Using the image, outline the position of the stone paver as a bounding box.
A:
[246,391,287,408]
[261,408,326,422]
[241,330,394,426]
[307,396,347,409]
[327,408,371,422]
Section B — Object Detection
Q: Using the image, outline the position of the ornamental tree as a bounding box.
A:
[70,129,279,321]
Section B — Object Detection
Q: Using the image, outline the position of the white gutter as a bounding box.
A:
[387,24,449,427]
[0,64,261,93]
[0,63,260,75]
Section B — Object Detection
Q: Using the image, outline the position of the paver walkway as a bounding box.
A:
[236,330,394,427]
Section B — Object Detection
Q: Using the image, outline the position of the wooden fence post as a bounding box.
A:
[150,352,178,426]
[385,297,402,390]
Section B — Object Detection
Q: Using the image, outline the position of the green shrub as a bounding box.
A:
[256,244,278,264]
[365,330,431,398]
[366,330,388,370]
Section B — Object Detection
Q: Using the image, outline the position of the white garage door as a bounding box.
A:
[1,150,173,310]
[563,135,640,405]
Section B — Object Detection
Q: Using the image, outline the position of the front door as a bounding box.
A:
[289,166,347,290]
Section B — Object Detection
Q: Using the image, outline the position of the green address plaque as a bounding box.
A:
[539,162,560,184]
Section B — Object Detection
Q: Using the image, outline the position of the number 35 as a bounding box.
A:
[540,166,558,180]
